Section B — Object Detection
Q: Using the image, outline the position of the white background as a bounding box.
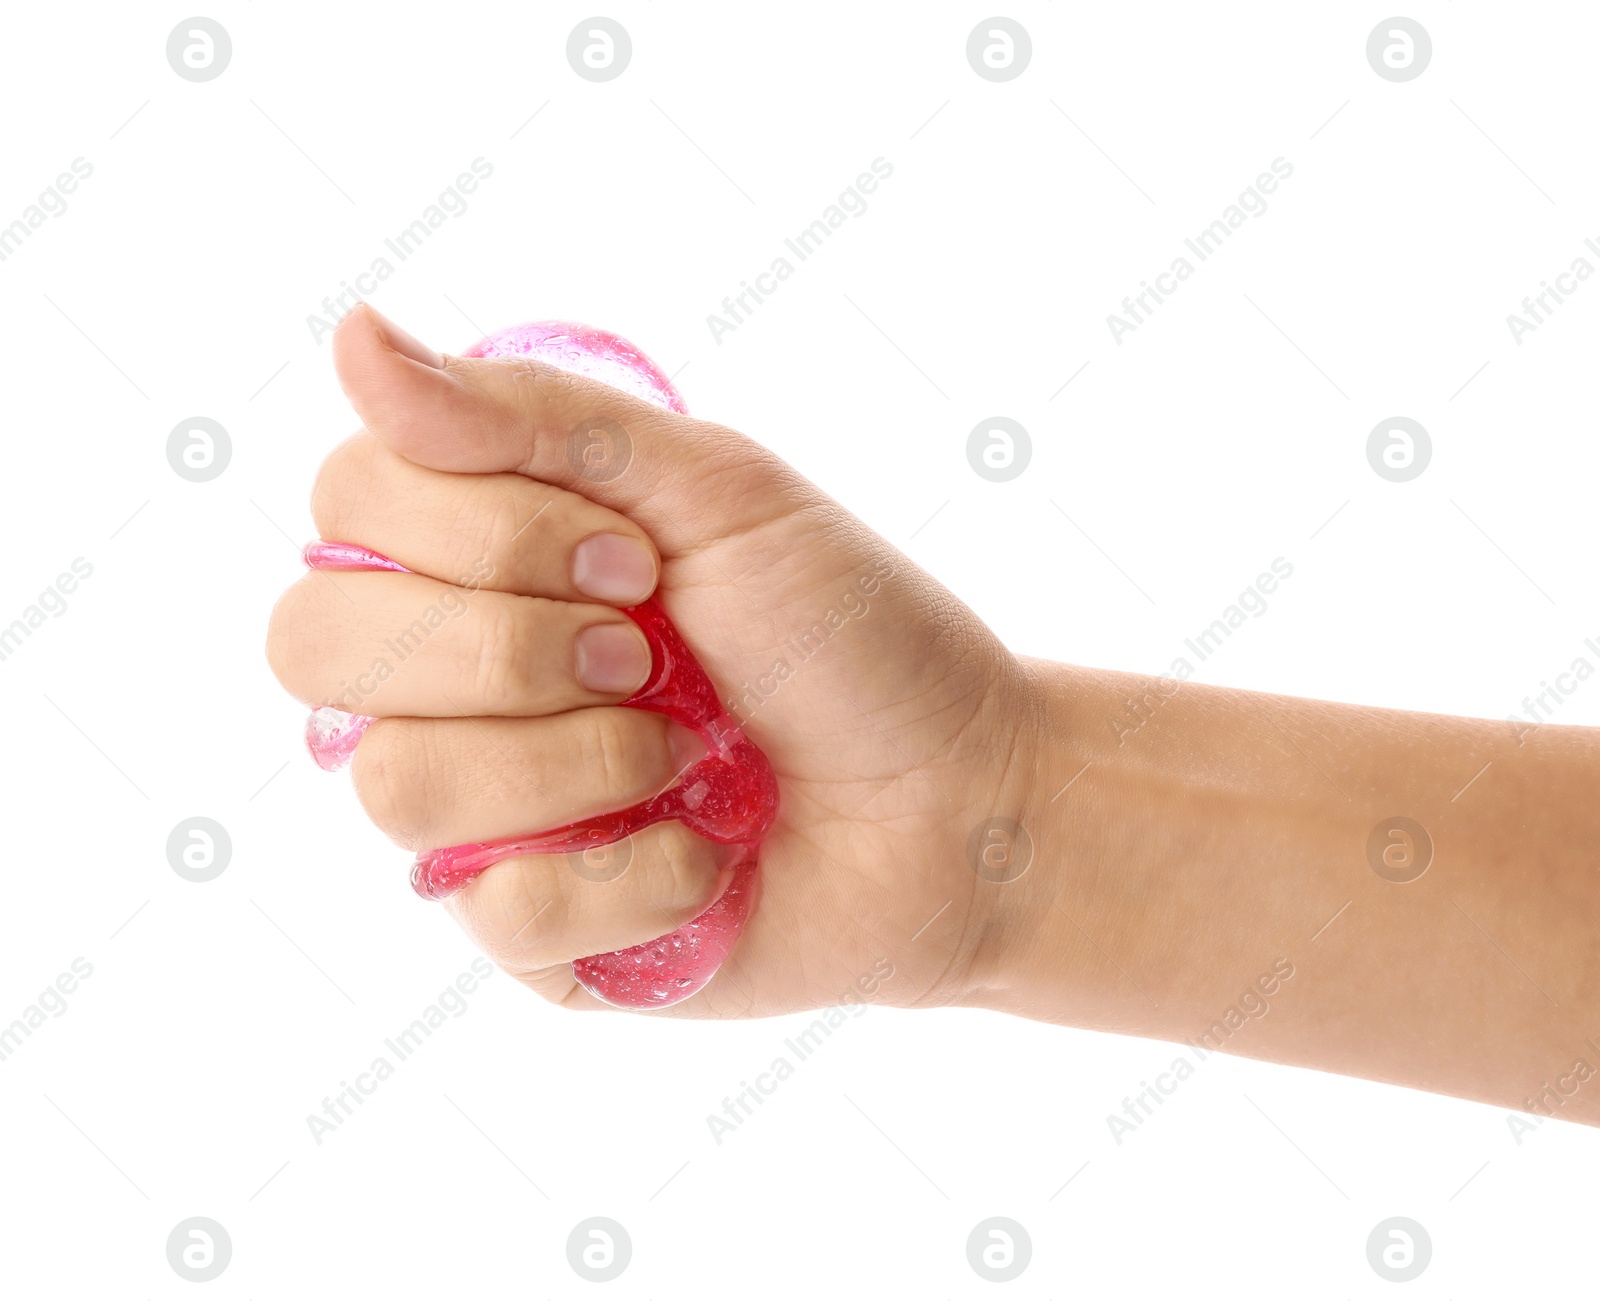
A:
[1,1,1596,1295]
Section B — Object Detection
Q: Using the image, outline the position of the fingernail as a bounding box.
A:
[575,623,652,694]
[572,533,657,604]
[367,304,443,369]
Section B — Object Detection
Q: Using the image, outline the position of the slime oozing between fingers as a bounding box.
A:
[302,322,777,1008]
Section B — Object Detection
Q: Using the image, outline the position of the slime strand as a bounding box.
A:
[302,321,777,1008]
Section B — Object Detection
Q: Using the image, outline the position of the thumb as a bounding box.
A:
[331,304,792,543]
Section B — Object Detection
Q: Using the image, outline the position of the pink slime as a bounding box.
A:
[303,321,777,1008]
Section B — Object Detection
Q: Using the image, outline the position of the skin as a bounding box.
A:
[267,303,1600,1127]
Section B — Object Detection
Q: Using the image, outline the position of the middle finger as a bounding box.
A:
[266,570,653,717]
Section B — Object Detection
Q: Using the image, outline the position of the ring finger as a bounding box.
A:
[349,708,706,850]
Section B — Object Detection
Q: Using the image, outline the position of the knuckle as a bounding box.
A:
[472,595,539,709]
[521,360,584,423]
[495,359,583,451]
[524,965,589,1008]
[645,823,721,918]
[584,710,666,805]
[693,419,785,493]
[470,482,540,585]
[310,434,376,539]
[510,360,646,452]
[264,578,321,696]
[458,858,568,973]
[350,720,429,848]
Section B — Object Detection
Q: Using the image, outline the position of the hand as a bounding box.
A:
[266,305,1043,1017]
[265,306,1600,1123]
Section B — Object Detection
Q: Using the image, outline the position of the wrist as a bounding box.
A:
[956,656,1112,1018]
[967,659,1202,1032]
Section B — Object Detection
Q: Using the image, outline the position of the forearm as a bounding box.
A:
[990,660,1600,1124]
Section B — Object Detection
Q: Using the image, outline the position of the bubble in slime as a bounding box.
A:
[303,322,778,1008]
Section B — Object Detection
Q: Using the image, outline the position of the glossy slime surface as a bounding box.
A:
[303,322,776,1008]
